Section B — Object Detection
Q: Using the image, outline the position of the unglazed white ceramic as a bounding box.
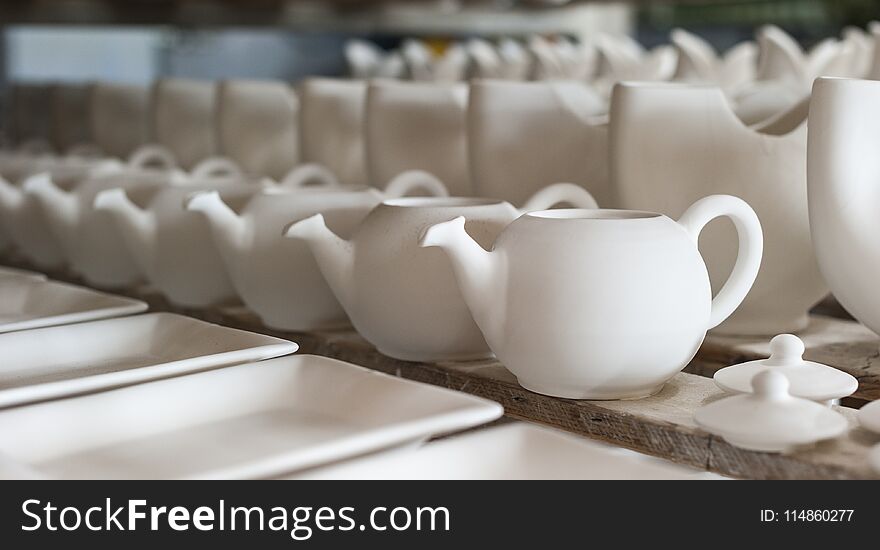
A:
[288,182,597,362]
[611,81,824,335]
[0,355,502,479]
[422,195,762,399]
[808,77,880,341]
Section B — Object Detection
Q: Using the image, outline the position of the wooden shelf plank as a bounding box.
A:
[4,259,879,479]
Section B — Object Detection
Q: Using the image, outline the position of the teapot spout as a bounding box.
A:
[284,214,356,312]
[185,190,248,253]
[419,216,503,345]
[93,188,157,277]
[23,173,80,233]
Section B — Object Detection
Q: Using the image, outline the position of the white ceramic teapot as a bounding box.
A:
[93,157,249,308]
[468,80,609,207]
[216,79,299,180]
[807,77,880,338]
[421,195,762,399]
[298,78,368,186]
[0,158,117,270]
[365,80,471,196]
[286,181,597,362]
[153,78,217,171]
[610,81,824,335]
[24,146,181,287]
[186,169,447,331]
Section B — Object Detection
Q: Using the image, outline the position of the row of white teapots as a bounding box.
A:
[290,193,761,399]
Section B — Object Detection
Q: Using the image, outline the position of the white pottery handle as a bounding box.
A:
[519,182,598,212]
[189,156,244,180]
[279,163,340,189]
[127,145,177,170]
[382,170,449,199]
[677,194,763,329]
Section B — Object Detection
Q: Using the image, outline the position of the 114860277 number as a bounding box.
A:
[783,510,854,522]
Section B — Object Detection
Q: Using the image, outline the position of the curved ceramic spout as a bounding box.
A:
[23,173,80,232]
[418,216,503,345]
[0,175,25,214]
[93,188,158,277]
[185,190,248,252]
[283,213,356,313]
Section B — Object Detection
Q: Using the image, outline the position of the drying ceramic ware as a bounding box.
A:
[0,148,121,270]
[0,312,296,409]
[188,170,446,331]
[0,173,68,269]
[0,355,501,479]
[50,83,94,154]
[298,78,368,186]
[24,146,183,288]
[468,38,533,81]
[671,28,756,94]
[593,34,677,98]
[611,81,825,335]
[152,78,217,171]
[216,79,299,180]
[94,157,249,308]
[808,77,880,340]
[840,26,873,78]
[401,39,467,82]
[859,400,880,434]
[0,278,146,333]
[714,334,858,404]
[289,182,598,362]
[90,82,151,160]
[755,25,855,88]
[345,39,403,79]
[422,195,762,398]
[295,423,724,480]
[695,371,849,453]
[468,80,610,207]
[365,80,471,196]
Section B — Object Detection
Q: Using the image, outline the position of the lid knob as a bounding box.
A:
[751,370,790,400]
[766,333,805,366]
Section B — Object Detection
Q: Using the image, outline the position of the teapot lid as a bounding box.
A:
[713,334,858,403]
[858,399,880,434]
[694,370,849,453]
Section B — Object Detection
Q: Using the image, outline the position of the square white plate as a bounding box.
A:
[0,312,297,408]
[0,277,147,333]
[294,423,727,480]
[0,265,46,281]
[0,355,503,479]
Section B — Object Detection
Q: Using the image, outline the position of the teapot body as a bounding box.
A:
[346,198,520,361]
[221,189,380,331]
[490,210,712,399]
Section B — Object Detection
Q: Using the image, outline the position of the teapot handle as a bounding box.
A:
[127,145,177,170]
[190,156,244,180]
[519,182,598,212]
[383,170,449,199]
[677,194,763,329]
[279,163,340,189]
